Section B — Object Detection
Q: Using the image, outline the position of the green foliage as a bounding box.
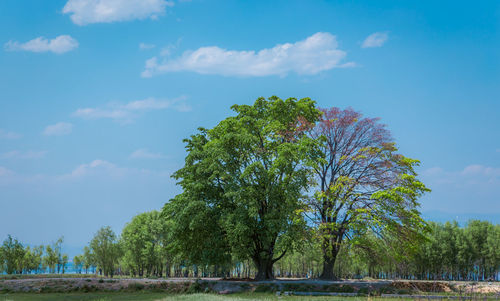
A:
[254,283,277,292]
[1,235,24,274]
[82,245,95,273]
[127,282,145,291]
[413,220,500,280]
[43,237,64,274]
[163,96,321,279]
[72,254,83,273]
[120,210,168,277]
[186,280,204,294]
[356,287,371,296]
[89,226,122,277]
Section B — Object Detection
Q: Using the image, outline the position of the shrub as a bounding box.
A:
[186,281,203,294]
[397,289,412,295]
[40,286,56,293]
[379,286,396,294]
[127,282,145,291]
[327,284,355,293]
[357,287,370,296]
[254,284,276,293]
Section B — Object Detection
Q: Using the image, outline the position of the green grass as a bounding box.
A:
[0,293,419,301]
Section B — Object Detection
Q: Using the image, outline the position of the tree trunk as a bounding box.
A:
[165,262,170,277]
[320,254,337,280]
[254,257,274,280]
[320,243,340,280]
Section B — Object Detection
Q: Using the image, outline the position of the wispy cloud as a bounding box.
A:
[421,164,500,213]
[0,150,47,159]
[5,35,78,54]
[142,32,354,78]
[73,96,191,123]
[159,38,183,56]
[0,159,171,185]
[423,164,500,186]
[58,159,171,181]
[361,32,389,48]
[130,149,165,159]
[64,159,125,179]
[42,122,73,136]
[139,43,156,50]
[0,166,14,177]
[0,129,21,139]
[63,0,174,26]
[460,164,500,178]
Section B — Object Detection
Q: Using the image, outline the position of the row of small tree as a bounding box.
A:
[275,220,500,281]
[2,217,499,280]
[0,236,68,274]
[72,212,167,278]
[71,217,499,280]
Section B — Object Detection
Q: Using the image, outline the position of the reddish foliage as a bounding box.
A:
[311,107,400,195]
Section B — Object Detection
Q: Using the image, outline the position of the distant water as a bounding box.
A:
[1,263,96,275]
[422,211,500,225]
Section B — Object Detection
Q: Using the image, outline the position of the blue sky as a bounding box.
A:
[0,0,499,253]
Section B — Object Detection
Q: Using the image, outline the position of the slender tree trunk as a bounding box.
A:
[165,262,170,277]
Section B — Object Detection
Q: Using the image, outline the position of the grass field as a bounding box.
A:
[0,293,417,301]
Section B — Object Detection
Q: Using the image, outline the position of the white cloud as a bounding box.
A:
[361,32,389,48]
[0,159,171,185]
[0,129,21,139]
[141,32,353,78]
[139,43,156,50]
[460,164,500,178]
[130,149,165,159]
[63,0,174,25]
[5,35,78,54]
[67,159,123,178]
[423,164,500,186]
[42,122,73,136]
[58,159,171,181]
[0,150,47,159]
[73,96,190,122]
[123,98,176,110]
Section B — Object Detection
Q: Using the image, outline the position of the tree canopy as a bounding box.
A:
[163,96,321,280]
[307,107,430,279]
[89,226,121,277]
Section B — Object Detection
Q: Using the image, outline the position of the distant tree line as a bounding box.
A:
[0,236,70,274]
[3,218,497,281]
[275,220,500,281]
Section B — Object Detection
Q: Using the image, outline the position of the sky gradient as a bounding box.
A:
[0,0,499,255]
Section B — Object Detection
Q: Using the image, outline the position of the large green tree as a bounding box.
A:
[163,96,321,280]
